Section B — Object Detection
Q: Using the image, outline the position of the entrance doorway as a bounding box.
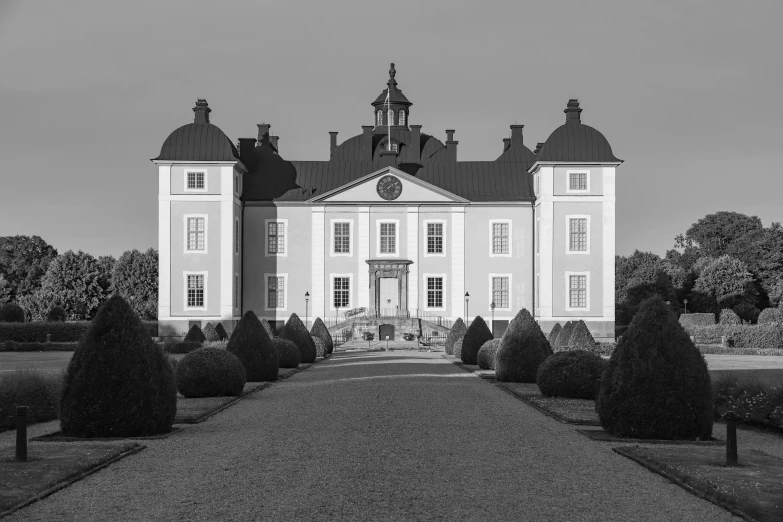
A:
[379,277,399,314]
[379,324,395,341]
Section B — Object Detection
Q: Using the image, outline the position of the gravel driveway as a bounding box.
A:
[9,351,739,521]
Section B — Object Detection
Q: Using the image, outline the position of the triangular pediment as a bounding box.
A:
[308,166,467,203]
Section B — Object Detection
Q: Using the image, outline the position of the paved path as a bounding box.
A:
[7,350,738,521]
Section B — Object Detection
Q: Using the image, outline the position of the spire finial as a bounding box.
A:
[389,63,396,80]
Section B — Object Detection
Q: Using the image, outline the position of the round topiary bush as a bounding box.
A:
[568,320,596,351]
[460,316,493,365]
[536,350,606,399]
[260,318,275,338]
[280,314,316,363]
[0,303,25,323]
[313,337,326,358]
[214,323,229,341]
[310,318,334,355]
[597,296,713,440]
[184,324,206,343]
[226,310,279,382]
[548,323,563,346]
[477,339,501,370]
[272,338,301,368]
[555,321,574,351]
[733,302,760,324]
[203,322,220,342]
[59,295,177,437]
[495,309,550,383]
[46,305,67,322]
[758,307,783,325]
[453,338,464,360]
[176,347,246,398]
[445,318,467,356]
[719,308,741,325]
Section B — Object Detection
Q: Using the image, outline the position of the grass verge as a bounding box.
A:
[496,382,600,425]
[0,442,144,517]
[614,445,783,522]
[577,429,722,445]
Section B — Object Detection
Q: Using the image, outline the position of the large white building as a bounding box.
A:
[153,64,620,341]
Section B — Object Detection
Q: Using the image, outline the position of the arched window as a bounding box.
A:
[399,110,406,127]
[388,109,394,126]
[376,111,382,126]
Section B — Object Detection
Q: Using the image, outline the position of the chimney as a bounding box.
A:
[534,142,545,154]
[379,148,399,168]
[502,138,511,153]
[238,138,257,159]
[361,125,373,162]
[270,136,279,152]
[257,123,271,146]
[329,131,338,157]
[445,129,458,162]
[410,125,422,162]
[564,99,582,124]
[193,99,211,124]
[510,125,524,148]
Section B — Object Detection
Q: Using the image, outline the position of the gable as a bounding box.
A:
[310,167,466,203]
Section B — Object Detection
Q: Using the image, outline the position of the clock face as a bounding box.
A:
[376,175,403,201]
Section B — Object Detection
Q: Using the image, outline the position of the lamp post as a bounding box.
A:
[305,291,310,329]
[491,301,496,338]
[684,299,688,314]
[464,292,470,323]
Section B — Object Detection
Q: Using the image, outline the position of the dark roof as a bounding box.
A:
[535,123,620,163]
[372,87,411,106]
[155,123,239,161]
[330,129,448,164]
[241,147,534,202]
[496,141,535,164]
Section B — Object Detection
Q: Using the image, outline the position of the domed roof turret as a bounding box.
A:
[154,99,238,161]
[372,63,412,107]
[536,99,621,163]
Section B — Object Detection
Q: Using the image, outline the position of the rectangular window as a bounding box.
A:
[187,172,205,189]
[187,217,205,251]
[569,275,587,308]
[268,222,285,254]
[427,277,443,308]
[187,274,204,307]
[569,172,587,190]
[334,222,350,254]
[267,276,284,308]
[569,218,587,251]
[492,277,509,309]
[333,277,350,308]
[492,223,509,254]
[380,223,396,254]
[235,220,239,254]
[427,223,443,254]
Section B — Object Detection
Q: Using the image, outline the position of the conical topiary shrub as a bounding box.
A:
[548,323,562,346]
[495,308,550,383]
[272,338,301,368]
[203,322,220,342]
[453,338,464,360]
[597,297,713,440]
[477,339,501,370]
[313,337,326,358]
[226,310,279,382]
[184,324,206,343]
[59,295,177,437]
[445,318,467,356]
[176,347,246,398]
[215,323,228,341]
[568,320,596,351]
[260,318,275,338]
[719,308,741,325]
[555,321,575,351]
[310,318,334,355]
[536,350,605,399]
[460,316,493,365]
[280,313,316,363]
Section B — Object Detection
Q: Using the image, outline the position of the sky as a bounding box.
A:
[1,0,781,260]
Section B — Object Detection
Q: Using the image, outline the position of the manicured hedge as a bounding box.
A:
[176,347,246,398]
[272,338,301,368]
[477,339,501,370]
[203,322,220,342]
[548,323,562,346]
[568,320,596,351]
[536,350,606,400]
[0,341,78,352]
[460,316,493,365]
[0,321,158,342]
[0,369,62,429]
[445,318,467,356]
[495,309,550,383]
[163,341,202,354]
[453,338,464,360]
[678,313,715,327]
[184,324,207,343]
[684,324,783,349]
[758,307,783,325]
[310,318,334,355]
[0,303,25,323]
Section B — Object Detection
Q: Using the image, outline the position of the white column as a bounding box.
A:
[451,207,465,320]
[407,207,419,311]
[311,207,325,319]
[220,199,233,319]
[539,200,554,319]
[158,165,171,320]
[358,207,370,308]
[603,167,616,320]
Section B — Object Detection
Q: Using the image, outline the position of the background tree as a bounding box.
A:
[679,211,763,258]
[111,248,158,320]
[97,255,116,295]
[0,235,58,304]
[693,255,758,310]
[615,250,675,324]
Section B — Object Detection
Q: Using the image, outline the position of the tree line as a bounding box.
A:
[616,211,783,324]
[0,236,157,321]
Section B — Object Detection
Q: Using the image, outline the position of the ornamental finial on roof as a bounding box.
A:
[388,63,397,88]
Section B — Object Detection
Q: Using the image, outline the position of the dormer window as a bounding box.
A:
[388,109,394,125]
[380,140,398,152]
[399,110,406,126]
[376,111,382,126]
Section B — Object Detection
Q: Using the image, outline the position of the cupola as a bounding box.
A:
[372,63,413,129]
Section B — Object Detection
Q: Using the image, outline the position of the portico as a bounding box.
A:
[367,259,413,313]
